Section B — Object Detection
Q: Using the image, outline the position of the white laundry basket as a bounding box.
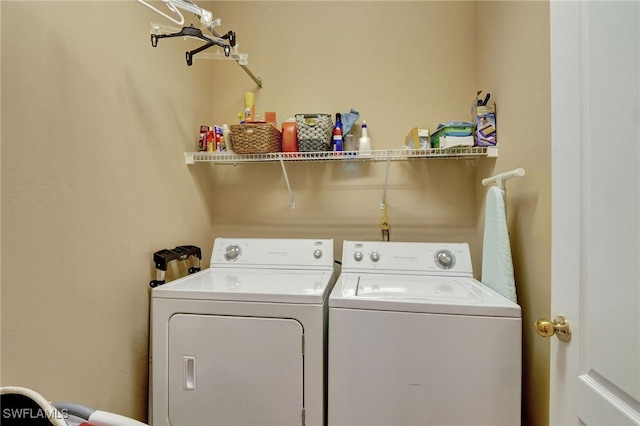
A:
[0,386,147,426]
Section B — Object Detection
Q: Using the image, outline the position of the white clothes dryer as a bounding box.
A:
[150,238,336,426]
[328,241,522,426]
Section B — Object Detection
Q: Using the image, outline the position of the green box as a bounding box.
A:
[431,122,473,148]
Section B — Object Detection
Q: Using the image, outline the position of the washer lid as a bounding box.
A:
[152,268,336,304]
[329,274,520,317]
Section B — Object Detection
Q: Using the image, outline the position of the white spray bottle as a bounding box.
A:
[359,120,372,153]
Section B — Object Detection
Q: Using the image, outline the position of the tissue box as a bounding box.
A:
[475,104,497,146]
[405,127,430,149]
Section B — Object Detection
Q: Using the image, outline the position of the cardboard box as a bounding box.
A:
[475,104,497,146]
[405,127,430,149]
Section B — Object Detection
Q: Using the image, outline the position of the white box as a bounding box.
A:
[440,135,474,149]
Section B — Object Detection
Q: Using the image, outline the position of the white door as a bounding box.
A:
[550,0,640,424]
[167,314,304,426]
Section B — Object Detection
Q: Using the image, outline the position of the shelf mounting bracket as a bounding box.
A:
[279,156,296,209]
[380,152,392,210]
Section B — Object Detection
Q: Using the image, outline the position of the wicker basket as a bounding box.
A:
[230,123,282,154]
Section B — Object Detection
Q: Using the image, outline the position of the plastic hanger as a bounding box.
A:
[138,0,220,29]
[136,0,185,26]
[151,25,235,65]
[138,0,263,86]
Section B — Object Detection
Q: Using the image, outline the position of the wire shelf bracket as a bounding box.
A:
[185,147,498,209]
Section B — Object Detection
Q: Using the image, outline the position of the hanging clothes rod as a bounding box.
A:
[482,168,526,190]
[239,64,263,88]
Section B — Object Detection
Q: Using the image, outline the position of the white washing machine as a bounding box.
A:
[328,241,522,426]
[150,238,336,426]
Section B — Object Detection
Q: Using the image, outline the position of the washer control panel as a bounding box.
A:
[343,241,473,276]
[212,238,333,269]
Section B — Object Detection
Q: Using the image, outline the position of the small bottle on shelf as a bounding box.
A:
[333,113,343,152]
[222,124,233,153]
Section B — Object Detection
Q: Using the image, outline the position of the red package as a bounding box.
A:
[199,125,210,151]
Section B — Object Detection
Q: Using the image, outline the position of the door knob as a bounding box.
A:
[535,315,572,342]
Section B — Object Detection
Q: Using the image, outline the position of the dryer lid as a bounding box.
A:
[152,268,336,304]
[329,274,521,317]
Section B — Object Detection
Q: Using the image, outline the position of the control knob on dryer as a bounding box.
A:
[370,251,380,262]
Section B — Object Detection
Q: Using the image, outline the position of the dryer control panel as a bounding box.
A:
[211,238,334,269]
[341,241,473,276]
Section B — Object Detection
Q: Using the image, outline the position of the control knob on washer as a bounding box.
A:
[353,252,363,262]
[435,249,455,269]
[313,249,323,259]
[225,245,241,261]
[370,251,380,262]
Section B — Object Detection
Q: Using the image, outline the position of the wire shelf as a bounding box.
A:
[185,147,497,164]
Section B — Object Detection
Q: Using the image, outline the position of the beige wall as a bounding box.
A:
[1,1,550,424]
[476,2,551,425]
[204,1,483,252]
[1,1,215,420]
